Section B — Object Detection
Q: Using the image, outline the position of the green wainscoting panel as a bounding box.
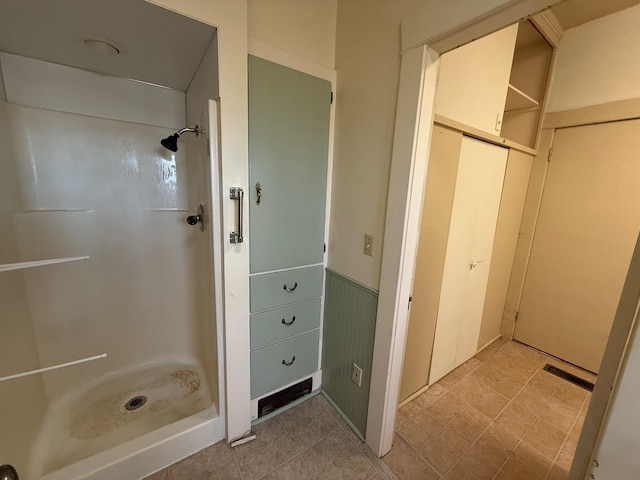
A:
[322,269,379,437]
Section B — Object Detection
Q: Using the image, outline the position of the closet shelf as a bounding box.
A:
[505,84,540,112]
[0,256,90,273]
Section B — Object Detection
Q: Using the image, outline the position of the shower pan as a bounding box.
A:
[0,2,226,479]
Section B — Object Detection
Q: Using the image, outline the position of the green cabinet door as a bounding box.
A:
[248,56,331,273]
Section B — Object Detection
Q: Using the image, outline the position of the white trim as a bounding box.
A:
[366,45,440,457]
[0,256,89,273]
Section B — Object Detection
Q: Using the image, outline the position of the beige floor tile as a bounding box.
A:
[300,428,356,477]
[494,458,540,480]
[489,373,526,399]
[419,436,457,474]
[428,392,470,423]
[437,367,469,389]
[200,440,235,472]
[397,410,445,449]
[538,399,579,433]
[457,358,483,376]
[168,453,207,480]
[236,448,274,480]
[435,425,472,461]
[394,454,440,480]
[316,448,375,480]
[382,434,416,473]
[450,377,487,404]
[397,400,422,425]
[286,407,341,453]
[459,406,492,431]
[514,442,552,478]
[473,424,518,468]
[521,417,567,459]
[512,385,550,416]
[414,384,448,409]
[556,443,576,471]
[508,358,541,383]
[496,403,536,439]
[471,388,509,419]
[528,370,561,397]
[448,414,482,442]
[209,460,243,480]
[457,446,501,480]
[548,463,569,480]
[445,462,480,479]
[485,350,518,371]
[470,363,503,387]
[278,396,324,430]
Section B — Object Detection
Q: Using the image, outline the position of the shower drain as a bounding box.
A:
[124,395,147,411]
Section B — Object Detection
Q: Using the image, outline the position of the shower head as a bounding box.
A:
[0,465,19,480]
[160,126,201,152]
[160,133,179,152]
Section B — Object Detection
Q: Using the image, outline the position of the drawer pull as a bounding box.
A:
[282,356,296,366]
[283,282,298,292]
[281,316,296,326]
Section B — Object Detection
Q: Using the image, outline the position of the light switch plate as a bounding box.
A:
[364,234,373,256]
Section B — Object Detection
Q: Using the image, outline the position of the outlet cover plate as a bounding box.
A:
[352,363,363,387]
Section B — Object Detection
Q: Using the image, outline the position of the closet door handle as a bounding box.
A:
[281,316,296,326]
[229,187,244,244]
[282,356,296,366]
[283,282,298,292]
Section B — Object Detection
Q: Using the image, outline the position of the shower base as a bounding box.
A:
[28,360,222,480]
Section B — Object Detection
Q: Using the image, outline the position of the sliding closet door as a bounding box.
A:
[430,137,508,383]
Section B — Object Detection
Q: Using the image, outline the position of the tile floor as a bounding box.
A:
[384,338,595,480]
[144,393,394,480]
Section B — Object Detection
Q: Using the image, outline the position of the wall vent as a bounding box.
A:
[543,364,595,392]
[258,378,313,418]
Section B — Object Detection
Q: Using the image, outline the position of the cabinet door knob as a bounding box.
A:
[282,316,296,326]
[282,356,296,366]
[283,282,298,292]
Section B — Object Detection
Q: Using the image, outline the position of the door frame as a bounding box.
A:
[365,0,566,458]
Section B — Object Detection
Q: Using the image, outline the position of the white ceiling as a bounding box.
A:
[550,0,640,30]
[0,0,216,91]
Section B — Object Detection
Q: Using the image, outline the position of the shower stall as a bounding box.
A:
[0,2,226,479]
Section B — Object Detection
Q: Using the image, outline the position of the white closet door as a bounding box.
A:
[430,137,508,383]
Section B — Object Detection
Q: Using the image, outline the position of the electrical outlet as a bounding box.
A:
[352,363,363,387]
[364,234,373,256]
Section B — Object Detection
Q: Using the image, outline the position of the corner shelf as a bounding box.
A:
[0,256,90,273]
[505,83,540,112]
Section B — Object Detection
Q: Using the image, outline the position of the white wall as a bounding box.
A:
[546,4,640,112]
[0,87,48,475]
[248,0,337,68]
[328,0,427,289]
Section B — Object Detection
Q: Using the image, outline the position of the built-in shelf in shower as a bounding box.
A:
[0,353,107,383]
[0,256,90,273]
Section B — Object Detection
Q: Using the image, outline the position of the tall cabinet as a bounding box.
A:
[247,56,331,416]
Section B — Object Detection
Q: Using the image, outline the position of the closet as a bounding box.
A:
[399,19,553,401]
[247,56,331,415]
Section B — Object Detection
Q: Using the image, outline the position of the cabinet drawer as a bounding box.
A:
[250,330,319,398]
[250,265,324,312]
[250,299,321,350]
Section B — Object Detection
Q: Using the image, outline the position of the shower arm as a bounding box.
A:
[177,126,200,137]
